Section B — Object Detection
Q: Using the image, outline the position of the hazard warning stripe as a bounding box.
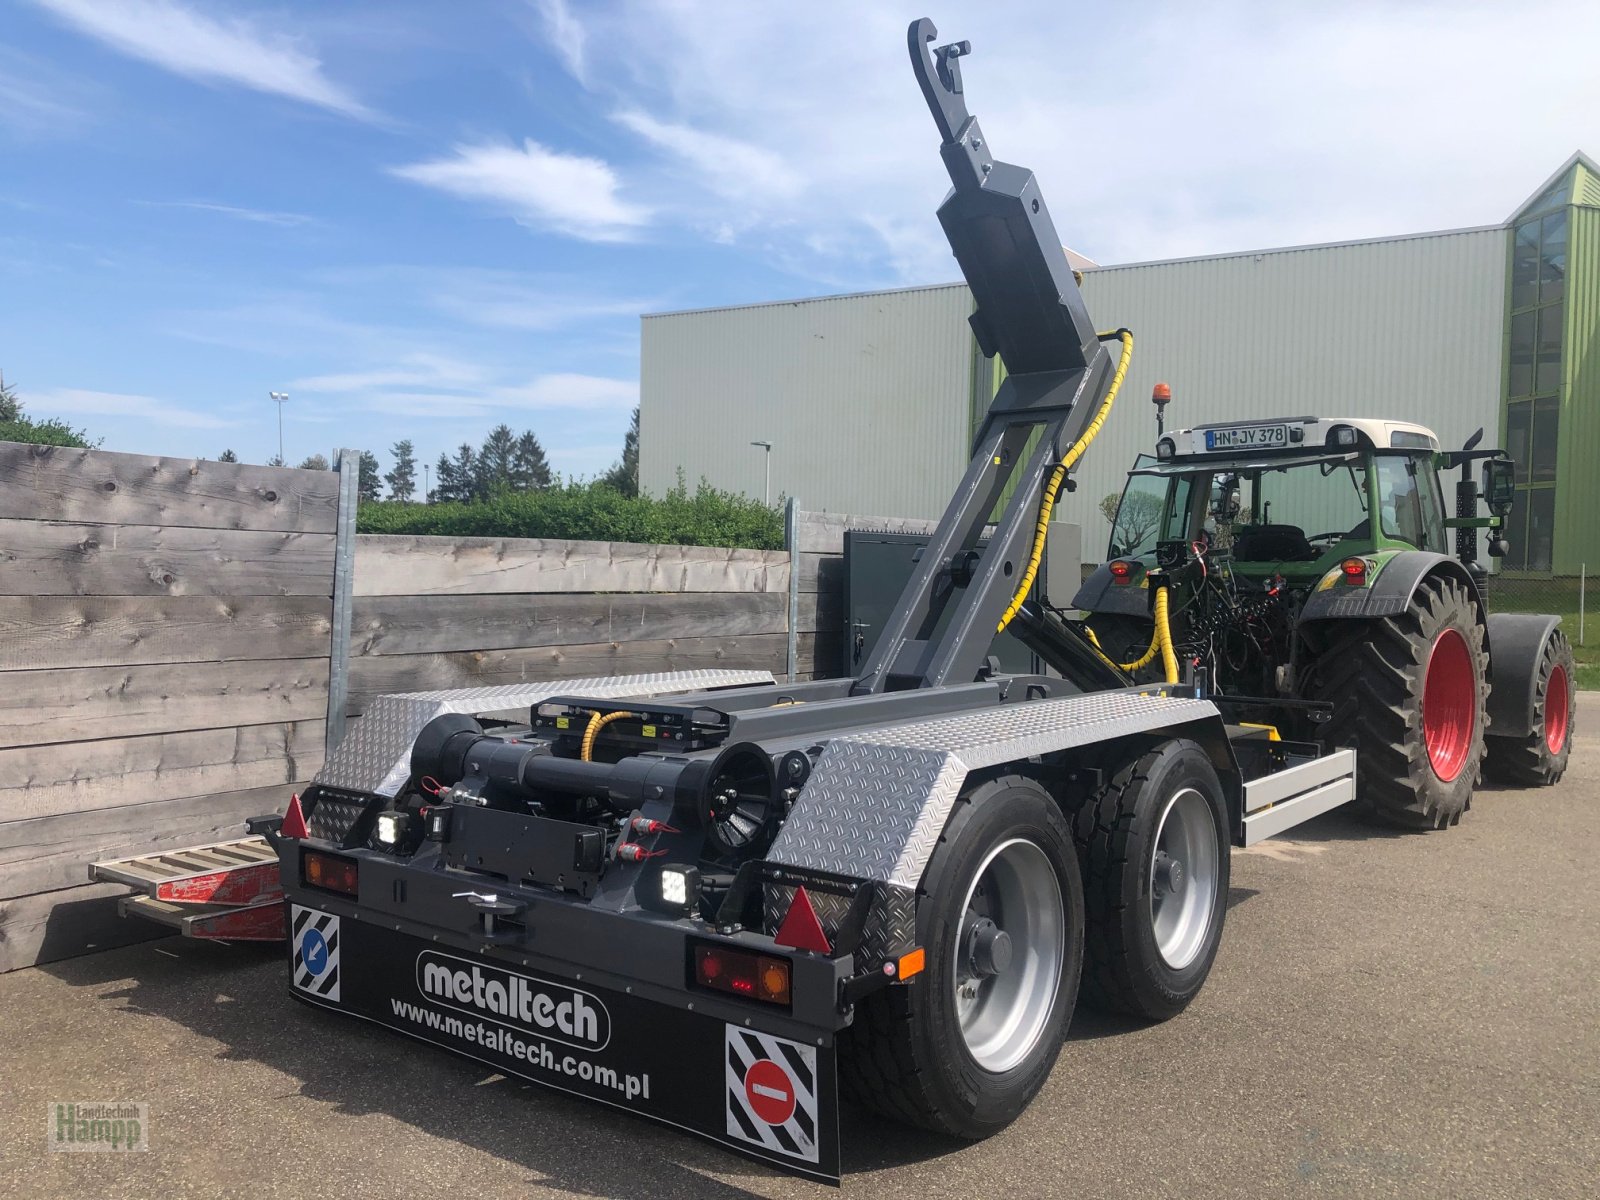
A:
[724,1027,819,1163]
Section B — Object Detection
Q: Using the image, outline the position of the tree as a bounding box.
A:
[0,374,19,423]
[434,444,478,503]
[478,424,517,496]
[511,430,552,491]
[601,406,639,497]
[357,450,382,502]
[218,448,238,463]
[1104,489,1164,554]
[266,454,286,467]
[385,439,416,502]
[298,453,330,471]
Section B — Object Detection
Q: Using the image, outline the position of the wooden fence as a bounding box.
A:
[0,444,340,972]
[0,438,943,970]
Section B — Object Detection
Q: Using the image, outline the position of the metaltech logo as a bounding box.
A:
[415,952,610,1051]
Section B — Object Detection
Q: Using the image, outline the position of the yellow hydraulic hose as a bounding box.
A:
[580,710,634,762]
[996,328,1134,636]
[1083,581,1180,684]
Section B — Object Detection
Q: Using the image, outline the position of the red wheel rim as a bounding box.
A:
[1545,663,1570,755]
[1423,628,1474,782]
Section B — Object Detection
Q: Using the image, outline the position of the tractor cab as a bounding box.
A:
[1098,417,1450,587]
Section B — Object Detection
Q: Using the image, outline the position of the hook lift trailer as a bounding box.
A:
[102,20,1440,1184]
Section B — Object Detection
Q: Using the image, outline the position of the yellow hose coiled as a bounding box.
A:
[580,710,634,762]
[996,328,1134,635]
[1083,582,1180,684]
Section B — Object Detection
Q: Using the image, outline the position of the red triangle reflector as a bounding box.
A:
[774,886,832,955]
[281,793,310,840]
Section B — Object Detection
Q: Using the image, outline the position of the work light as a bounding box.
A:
[376,811,410,846]
[645,864,702,916]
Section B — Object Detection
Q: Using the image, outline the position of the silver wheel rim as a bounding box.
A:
[1150,787,1220,970]
[952,837,1065,1073]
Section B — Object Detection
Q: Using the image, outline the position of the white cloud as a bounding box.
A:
[140,200,316,227]
[30,388,235,429]
[491,374,637,412]
[290,355,489,394]
[28,0,370,118]
[614,110,801,206]
[390,139,649,241]
[520,1,1600,282]
[533,0,588,84]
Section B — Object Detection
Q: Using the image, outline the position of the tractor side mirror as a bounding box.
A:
[1482,458,1515,517]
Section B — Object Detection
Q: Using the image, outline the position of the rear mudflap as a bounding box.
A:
[288,903,841,1184]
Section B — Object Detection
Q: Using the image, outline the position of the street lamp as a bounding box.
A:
[269,392,289,464]
[750,440,773,506]
[423,462,431,503]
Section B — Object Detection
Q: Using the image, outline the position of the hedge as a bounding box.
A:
[357,478,784,550]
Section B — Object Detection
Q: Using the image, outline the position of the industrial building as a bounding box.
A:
[641,152,1598,578]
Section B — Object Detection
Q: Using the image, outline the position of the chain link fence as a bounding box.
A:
[1484,569,1592,687]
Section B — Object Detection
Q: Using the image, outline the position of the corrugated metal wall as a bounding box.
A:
[1067,228,1509,556]
[640,285,973,519]
[641,228,1510,545]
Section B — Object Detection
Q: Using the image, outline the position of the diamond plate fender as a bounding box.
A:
[314,670,776,797]
[768,690,1225,905]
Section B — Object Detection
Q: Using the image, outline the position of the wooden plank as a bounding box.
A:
[0,520,335,597]
[351,591,787,657]
[794,510,939,555]
[798,552,843,594]
[0,659,329,749]
[0,442,339,533]
[0,595,332,669]
[797,632,845,680]
[0,881,169,973]
[0,721,324,822]
[796,589,843,637]
[355,534,789,597]
[348,634,789,714]
[0,783,298,899]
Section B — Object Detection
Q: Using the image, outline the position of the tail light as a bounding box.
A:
[1340,557,1368,584]
[692,944,791,1007]
[1109,559,1134,584]
[302,851,359,896]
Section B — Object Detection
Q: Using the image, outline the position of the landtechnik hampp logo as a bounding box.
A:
[48,1102,148,1152]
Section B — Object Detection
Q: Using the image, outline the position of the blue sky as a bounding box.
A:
[3,1,1598,486]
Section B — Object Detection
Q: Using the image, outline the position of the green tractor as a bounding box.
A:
[1073,416,1575,828]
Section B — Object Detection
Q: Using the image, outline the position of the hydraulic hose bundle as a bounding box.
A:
[993,324,1179,685]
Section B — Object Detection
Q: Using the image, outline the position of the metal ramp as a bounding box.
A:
[90,837,286,941]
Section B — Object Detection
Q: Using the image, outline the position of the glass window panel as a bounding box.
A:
[1532,395,1561,482]
[1503,489,1528,571]
[1536,303,1564,395]
[1509,309,1535,396]
[1414,459,1447,551]
[1526,486,1555,573]
[1540,210,1567,304]
[1506,399,1531,484]
[1512,221,1540,309]
[1375,455,1426,549]
[1526,178,1570,216]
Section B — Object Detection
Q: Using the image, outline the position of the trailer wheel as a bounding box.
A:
[1071,739,1230,1021]
[1307,573,1488,829]
[838,776,1083,1138]
[1485,628,1575,786]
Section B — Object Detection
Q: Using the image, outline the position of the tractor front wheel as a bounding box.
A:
[1485,628,1575,786]
[1307,574,1489,829]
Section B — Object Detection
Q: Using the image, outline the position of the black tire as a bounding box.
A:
[1071,739,1230,1021]
[1306,573,1488,829]
[838,776,1083,1138]
[1485,628,1575,786]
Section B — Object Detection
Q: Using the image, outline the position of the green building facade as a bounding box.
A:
[1502,153,1600,576]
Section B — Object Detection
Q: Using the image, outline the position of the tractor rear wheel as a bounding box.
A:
[1485,628,1575,786]
[1306,573,1488,829]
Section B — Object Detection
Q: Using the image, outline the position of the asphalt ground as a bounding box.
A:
[3,698,1597,1199]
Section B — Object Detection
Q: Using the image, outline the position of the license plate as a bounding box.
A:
[1205,424,1288,451]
